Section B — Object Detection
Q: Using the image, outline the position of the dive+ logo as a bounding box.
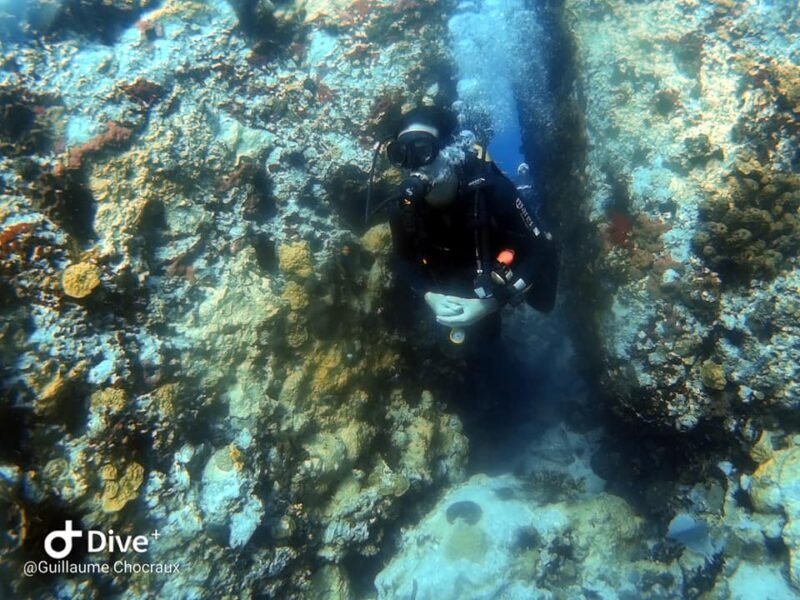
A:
[44,520,83,559]
[44,521,152,559]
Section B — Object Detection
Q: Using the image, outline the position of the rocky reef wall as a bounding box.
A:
[3,0,800,597]
[540,0,800,593]
[560,0,799,437]
[0,0,472,597]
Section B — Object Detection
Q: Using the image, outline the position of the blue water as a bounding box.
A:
[486,109,526,180]
[448,0,547,181]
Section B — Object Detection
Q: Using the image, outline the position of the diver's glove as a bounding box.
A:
[434,297,499,327]
[424,292,465,318]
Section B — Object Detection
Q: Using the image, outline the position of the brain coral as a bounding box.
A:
[101,462,145,513]
[62,262,101,298]
[278,241,314,279]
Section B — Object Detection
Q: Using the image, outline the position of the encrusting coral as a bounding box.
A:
[278,240,315,280]
[101,462,145,513]
[693,154,800,284]
[61,262,101,298]
[281,279,310,311]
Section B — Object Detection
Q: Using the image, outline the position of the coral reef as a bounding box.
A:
[694,154,800,284]
[750,445,800,586]
[376,474,669,599]
[552,2,800,591]
[0,85,55,157]
[1,0,158,44]
[378,455,800,599]
[3,0,799,596]
[0,0,466,596]
[560,0,800,433]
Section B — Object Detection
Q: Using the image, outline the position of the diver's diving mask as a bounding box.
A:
[385,124,440,169]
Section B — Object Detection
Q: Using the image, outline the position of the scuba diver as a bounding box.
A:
[367,105,559,347]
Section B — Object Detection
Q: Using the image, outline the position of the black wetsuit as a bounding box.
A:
[388,149,559,341]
